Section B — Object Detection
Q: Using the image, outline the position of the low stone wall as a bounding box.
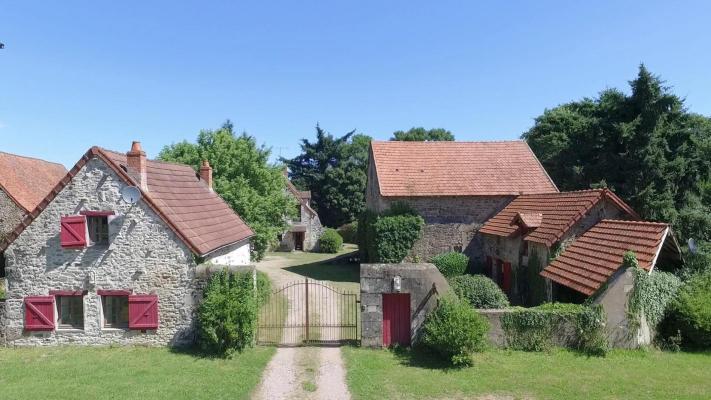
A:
[360,263,450,347]
[478,308,577,348]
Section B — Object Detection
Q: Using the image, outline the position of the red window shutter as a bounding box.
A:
[60,215,88,248]
[128,295,159,330]
[25,296,55,331]
[503,262,512,293]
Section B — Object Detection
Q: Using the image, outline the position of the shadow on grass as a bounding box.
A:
[169,344,263,360]
[389,345,460,371]
[284,259,360,284]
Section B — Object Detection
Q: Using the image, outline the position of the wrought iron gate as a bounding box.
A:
[257,278,360,346]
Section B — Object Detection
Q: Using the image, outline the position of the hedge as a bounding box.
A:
[660,272,711,349]
[420,296,489,366]
[358,205,424,263]
[431,252,469,277]
[197,269,270,355]
[319,228,343,253]
[449,274,509,309]
[337,222,358,244]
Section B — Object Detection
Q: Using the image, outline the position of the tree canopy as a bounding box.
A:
[523,65,711,265]
[159,121,296,261]
[391,127,454,141]
[283,125,371,228]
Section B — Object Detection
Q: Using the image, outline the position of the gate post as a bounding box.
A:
[305,277,309,343]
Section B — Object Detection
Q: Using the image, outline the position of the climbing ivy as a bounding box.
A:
[501,303,608,356]
[525,248,546,306]
[627,262,682,332]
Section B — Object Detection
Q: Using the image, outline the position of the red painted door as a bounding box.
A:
[502,262,512,293]
[382,293,411,347]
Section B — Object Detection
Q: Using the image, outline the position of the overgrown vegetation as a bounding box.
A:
[431,252,469,277]
[159,121,297,261]
[197,269,270,355]
[420,296,490,366]
[501,303,608,356]
[358,204,424,263]
[525,248,546,306]
[319,228,343,253]
[628,267,682,331]
[449,274,509,309]
[660,272,711,349]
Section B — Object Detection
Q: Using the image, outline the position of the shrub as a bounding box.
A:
[628,268,682,330]
[501,303,608,356]
[256,271,272,305]
[358,204,424,263]
[197,270,259,355]
[319,228,343,253]
[431,252,469,277]
[420,296,489,366]
[663,272,711,349]
[449,274,509,309]
[337,222,358,244]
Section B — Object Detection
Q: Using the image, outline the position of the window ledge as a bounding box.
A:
[56,328,85,333]
[101,328,129,332]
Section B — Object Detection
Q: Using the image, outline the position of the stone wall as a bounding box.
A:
[0,188,25,238]
[279,201,323,252]
[478,308,577,348]
[3,157,201,347]
[368,194,512,263]
[360,263,450,347]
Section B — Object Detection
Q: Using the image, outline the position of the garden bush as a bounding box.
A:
[420,296,489,366]
[358,206,424,263]
[628,267,681,330]
[662,272,711,349]
[501,303,608,356]
[449,274,509,309]
[319,228,343,253]
[431,252,469,277]
[337,222,358,244]
[197,270,260,355]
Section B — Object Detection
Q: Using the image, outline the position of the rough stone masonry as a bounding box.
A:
[1,158,204,346]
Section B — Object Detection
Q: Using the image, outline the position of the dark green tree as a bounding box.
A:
[284,125,371,227]
[523,65,711,270]
[391,127,454,141]
[159,121,296,261]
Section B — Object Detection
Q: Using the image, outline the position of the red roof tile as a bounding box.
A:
[0,152,67,212]
[1,147,252,256]
[541,220,672,296]
[479,189,639,247]
[370,140,558,197]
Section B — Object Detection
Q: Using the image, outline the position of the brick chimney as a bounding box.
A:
[126,141,148,190]
[200,159,213,191]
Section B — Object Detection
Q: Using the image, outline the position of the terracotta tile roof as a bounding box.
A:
[101,149,253,255]
[515,212,543,229]
[541,220,673,296]
[370,140,558,197]
[1,147,252,256]
[0,152,67,212]
[479,189,639,247]
[286,179,316,216]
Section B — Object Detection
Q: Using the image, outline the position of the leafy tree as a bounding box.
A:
[523,65,711,269]
[159,121,296,261]
[391,127,454,141]
[284,125,371,227]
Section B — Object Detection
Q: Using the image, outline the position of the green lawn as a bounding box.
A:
[343,347,711,400]
[0,346,275,400]
[281,244,360,293]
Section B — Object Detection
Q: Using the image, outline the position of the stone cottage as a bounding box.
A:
[277,173,323,251]
[478,189,639,304]
[0,142,253,346]
[365,140,558,263]
[0,152,67,274]
[541,219,682,347]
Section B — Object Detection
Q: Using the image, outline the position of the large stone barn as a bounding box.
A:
[0,142,252,346]
[365,140,558,264]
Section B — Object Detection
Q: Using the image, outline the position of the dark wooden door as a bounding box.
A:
[294,232,305,251]
[382,293,411,347]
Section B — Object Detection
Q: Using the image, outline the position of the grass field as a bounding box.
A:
[281,243,360,293]
[0,346,275,400]
[343,347,711,400]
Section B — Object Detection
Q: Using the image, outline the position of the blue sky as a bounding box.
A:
[2,1,710,168]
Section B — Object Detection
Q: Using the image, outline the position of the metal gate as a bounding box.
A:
[257,278,360,346]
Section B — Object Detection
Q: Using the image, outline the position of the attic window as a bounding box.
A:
[87,216,109,246]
